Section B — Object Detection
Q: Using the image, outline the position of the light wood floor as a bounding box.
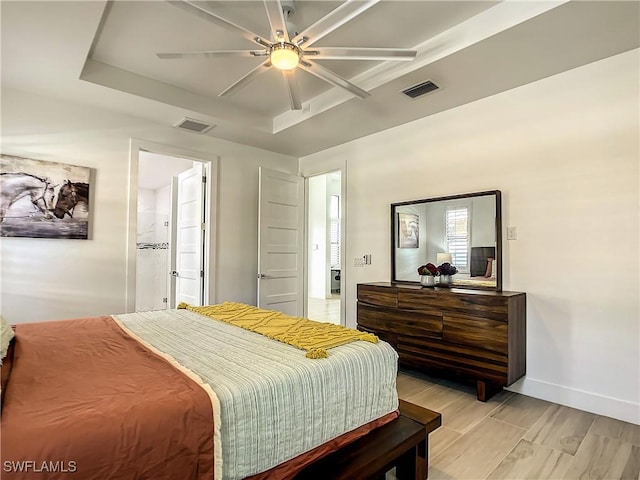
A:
[393,368,640,480]
[307,295,341,324]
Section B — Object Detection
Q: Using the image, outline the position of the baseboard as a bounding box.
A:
[506,377,640,425]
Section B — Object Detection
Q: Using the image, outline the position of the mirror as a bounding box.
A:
[391,190,502,291]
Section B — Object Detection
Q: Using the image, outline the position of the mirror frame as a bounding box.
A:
[390,190,502,291]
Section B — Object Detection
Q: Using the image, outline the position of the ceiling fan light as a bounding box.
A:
[271,43,300,70]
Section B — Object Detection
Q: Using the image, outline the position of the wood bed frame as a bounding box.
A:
[296,400,441,480]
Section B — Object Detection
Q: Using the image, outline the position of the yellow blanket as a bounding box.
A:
[177,302,378,358]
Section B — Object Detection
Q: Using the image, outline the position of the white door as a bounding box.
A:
[258,167,304,316]
[167,177,179,309]
[174,163,205,306]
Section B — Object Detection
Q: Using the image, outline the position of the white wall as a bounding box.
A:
[138,151,193,191]
[155,183,172,217]
[0,88,298,323]
[471,195,495,247]
[300,50,640,424]
[308,175,327,299]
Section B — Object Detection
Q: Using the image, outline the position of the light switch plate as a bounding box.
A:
[507,226,517,240]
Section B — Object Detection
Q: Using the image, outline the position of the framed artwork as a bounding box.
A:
[0,155,91,239]
[398,212,419,248]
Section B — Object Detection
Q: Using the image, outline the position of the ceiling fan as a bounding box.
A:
[158,0,417,111]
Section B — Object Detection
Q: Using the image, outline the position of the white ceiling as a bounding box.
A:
[91,1,497,117]
[2,1,639,158]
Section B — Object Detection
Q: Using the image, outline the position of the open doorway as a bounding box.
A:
[136,151,195,311]
[126,141,218,313]
[135,151,207,312]
[306,171,342,325]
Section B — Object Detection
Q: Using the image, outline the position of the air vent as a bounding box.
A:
[402,80,439,99]
[174,117,214,134]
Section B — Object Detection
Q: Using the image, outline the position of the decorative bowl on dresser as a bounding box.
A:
[357,282,526,401]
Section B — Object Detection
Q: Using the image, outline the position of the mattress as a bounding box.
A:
[115,308,399,480]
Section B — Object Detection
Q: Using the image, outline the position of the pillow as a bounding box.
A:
[484,258,494,278]
[1,315,15,365]
[1,316,16,409]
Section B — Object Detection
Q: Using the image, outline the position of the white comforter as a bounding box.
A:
[115,308,398,479]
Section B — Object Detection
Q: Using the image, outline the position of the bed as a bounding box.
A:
[469,246,496,278]
[450,246,497,288]
[1,303,400,480]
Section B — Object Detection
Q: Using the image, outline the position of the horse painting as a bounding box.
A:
[0,173,57,223]
[1,154,91,239]
[53,180,89,219]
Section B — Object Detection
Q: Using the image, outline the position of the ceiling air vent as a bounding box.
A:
[402,80,439,99]
[174,117,214,134]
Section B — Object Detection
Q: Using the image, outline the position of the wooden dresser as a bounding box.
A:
[357,282,526,401]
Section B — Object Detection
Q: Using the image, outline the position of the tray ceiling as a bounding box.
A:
[2,1,638,156]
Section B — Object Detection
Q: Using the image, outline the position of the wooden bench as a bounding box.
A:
[295,400,441,480]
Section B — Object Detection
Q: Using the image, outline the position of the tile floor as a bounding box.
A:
[392,368,640,480]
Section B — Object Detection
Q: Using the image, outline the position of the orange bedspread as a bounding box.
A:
[1,316,215,480]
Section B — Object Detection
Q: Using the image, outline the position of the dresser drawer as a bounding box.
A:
[358,325,398,350]
[357,304,443,339]
[443,314,508,354]
[398,336,507,366]
[357,284,397,308]
[397,345,508,384]
[393,309,443,339]
[398,290,509,321]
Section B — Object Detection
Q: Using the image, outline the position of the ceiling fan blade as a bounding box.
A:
[263,0,289,42]
[157,50,268,59]
[291,0,379,47]
[282,70,302,110]
[219,59,272,97]
[167,1,270,48]
[298,60,369,99]
[304,47,417,62]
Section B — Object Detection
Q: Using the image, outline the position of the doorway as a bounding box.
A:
[135,151,196,311]
[130,145,217,312]
[306,171,342,325]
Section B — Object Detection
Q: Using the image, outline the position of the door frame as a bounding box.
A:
[126,139,218,313]
[302,161,346,326]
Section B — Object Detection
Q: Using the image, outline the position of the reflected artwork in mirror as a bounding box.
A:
[391,190,502,291]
